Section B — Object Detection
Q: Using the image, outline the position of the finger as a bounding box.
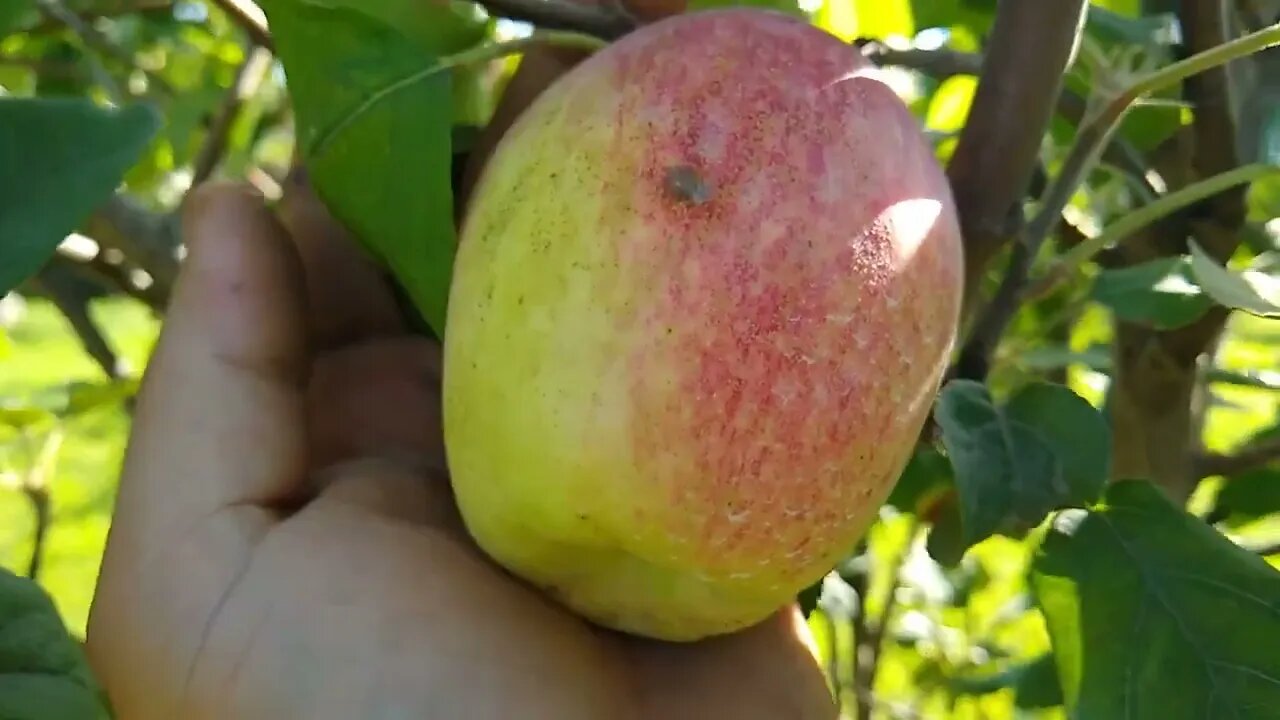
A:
[111,182,310,552]
[306,336,444,470]
[311,456,464,531]
[276,168,405,350]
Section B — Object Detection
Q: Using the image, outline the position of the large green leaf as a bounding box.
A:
[0,568,110,720]
[292,0,490,56]
[933,380,1111,554]
[1188,241,1280,318]
[0,98,160,297]
[262,0,457,336]
[1031,480,1280,719]
[1091,257,1214,329]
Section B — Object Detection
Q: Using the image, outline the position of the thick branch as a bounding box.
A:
[1109,0,1254,503]
[1197,433,1280,477]
[945,0,1089,320]
[475,0,637,39]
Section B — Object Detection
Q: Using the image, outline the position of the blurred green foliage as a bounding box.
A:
[2,0,1280,718]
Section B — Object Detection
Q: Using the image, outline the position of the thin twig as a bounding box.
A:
[191,44,272,187]
[209,0,273,50]
[81,194,180,300]
[29,0,173,34]
[850,521,920,720]
[24,486,50,579]
[21,428,64,581]
[953,22,1280,382]
[1025,21,1280,264]
[475,0,637,39]
[53,249,168,310]
[857,39,983,77]
[1197,433,1280,477]
[858,41,1156,200]
[945,0,1090,322]
[28,268,123,379]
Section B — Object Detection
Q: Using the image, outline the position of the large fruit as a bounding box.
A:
[443,8,964,642]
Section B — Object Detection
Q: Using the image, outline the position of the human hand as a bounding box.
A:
[85,46,837,720]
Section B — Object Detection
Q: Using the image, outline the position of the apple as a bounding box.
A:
[442,8,964,641]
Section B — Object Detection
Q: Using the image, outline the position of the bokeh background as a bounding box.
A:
[3,0,1280,718]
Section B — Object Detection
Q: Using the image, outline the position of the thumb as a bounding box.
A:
[107,183,310,558]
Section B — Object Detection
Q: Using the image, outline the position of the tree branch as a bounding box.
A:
[851,521,919,720]
[27,263,123,379]
[35,0,126,100]
[474,0,637,39]
[81,194,181,302]
[945,0,1089,321]
[1197,433,1280,477]
[857,39,983,77]
[29,0,173,33]
[191,44,272,187]
[1108,0,1258,503]
[24,485,50,580]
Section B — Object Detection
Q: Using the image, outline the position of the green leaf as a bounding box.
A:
[1006,382,1111,502]
[60,378,140,417]
[925,492,966,567]
[1187,240,1280,318]
[0,568,111,720]
[1248,169,1280,223]
[1084,5,1178,46]
[1015,344,1112,373]
[933,380,1110,554]
[291,0,490,56]
[0,98,161,297]
[1031,480,1280,719]
[924,75,977,133]
[0,403,55,430]
[1209,367,1280,393]
[1212,466,1280,529]
[1091,256,1214,329]
[686,0,806,17]
[1208,424,1280,528]
[910,0,995,37]
[947,653,1063,709]
[0,1,37,36]
[887,444,954,517]
[262,0,457,336]
[1013,653,1065,709]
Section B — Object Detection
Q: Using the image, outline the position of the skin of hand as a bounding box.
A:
[83,24,840,720]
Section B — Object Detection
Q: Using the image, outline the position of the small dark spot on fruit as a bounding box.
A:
[665,165,714,206]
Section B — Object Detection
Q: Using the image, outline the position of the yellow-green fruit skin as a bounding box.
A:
[442,9,964,641]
